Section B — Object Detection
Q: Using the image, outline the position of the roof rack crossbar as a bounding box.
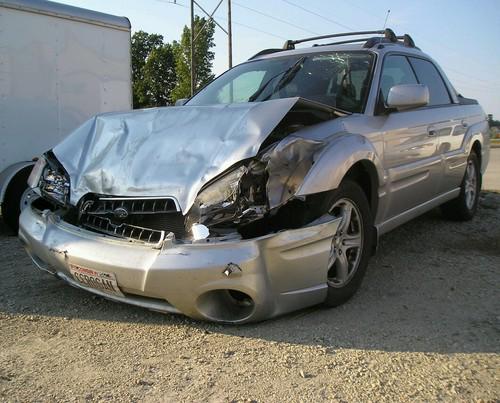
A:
[283,29,396,50]
[313,37,375,47]
[315,35,418,49]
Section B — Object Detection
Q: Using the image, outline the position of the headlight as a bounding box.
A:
[188,165,247,230]
[27,157,47,188]
[37,155,70,206]
[196,166,247,211]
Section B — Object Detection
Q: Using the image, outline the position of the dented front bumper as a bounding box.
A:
[19,206,340,323]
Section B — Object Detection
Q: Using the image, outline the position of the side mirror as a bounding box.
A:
[387,84,429,111]
[175,98,188,106]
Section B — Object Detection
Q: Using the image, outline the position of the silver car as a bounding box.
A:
[19,29,490,323]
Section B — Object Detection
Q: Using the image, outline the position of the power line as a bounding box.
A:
[216,15,288,40]
[232,1,320,36]
[280,0,355,31]
[154,0,500,89]
[155,0,286,40]
[443,66,500,88]
[155,0,189,8]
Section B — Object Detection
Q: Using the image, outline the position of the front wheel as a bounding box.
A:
[324,180,374,307]
[441,151,480,221]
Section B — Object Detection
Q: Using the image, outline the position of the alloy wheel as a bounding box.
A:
[327,198,364,288]
[464,159,477,210]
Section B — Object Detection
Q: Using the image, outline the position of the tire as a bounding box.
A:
[2,169,31,234]
[441,151,480,221]
[323,180,374,307]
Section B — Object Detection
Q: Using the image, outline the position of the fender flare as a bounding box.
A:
[0,161,35,205]
[462,119,489,174]
[296,133,385,197]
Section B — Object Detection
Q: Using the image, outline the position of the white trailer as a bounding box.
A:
[0,0,132,231]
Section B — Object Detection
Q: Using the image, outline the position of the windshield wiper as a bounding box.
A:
[248,56,307,102]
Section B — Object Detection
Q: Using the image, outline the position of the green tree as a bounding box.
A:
[142,44,177,106]
[172,16,216,102]
[488,114,500,127]
[131,31,176,108]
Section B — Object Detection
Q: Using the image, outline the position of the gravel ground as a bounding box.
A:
[0,192,499,402]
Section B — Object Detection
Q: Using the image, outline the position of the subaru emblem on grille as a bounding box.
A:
[113,207,129,219]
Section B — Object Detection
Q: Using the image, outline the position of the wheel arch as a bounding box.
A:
[343,160,380,216]
[296,133,384,217]
[463,119,489,175]
[0,162,35,205]
[471,140,482,167]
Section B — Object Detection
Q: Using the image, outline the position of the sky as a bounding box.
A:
[61,0,500,117]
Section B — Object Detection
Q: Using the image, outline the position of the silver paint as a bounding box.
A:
[20,40,491,323]
[386,84,430,110]
[53,98,299,213]
[19,205,341,323]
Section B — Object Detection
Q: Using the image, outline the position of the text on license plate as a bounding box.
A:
[69,264,124,297]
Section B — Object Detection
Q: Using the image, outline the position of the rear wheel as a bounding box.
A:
[441,151,480,221]
[324,180,373,307]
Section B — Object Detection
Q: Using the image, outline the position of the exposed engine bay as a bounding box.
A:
[30,97,344,245]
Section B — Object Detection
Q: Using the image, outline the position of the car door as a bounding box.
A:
[407,56,467,195]
[377,54,442,221]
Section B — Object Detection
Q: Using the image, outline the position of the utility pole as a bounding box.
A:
[190,0,195,96]
[228,0,232,69]
[189,0,232,95]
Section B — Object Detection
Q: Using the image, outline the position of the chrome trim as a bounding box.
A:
[98,196,181,212]
[81,215,166,247]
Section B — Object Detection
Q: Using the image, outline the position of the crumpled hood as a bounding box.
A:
[53,98,300,214]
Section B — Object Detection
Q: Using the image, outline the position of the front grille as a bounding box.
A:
[82,215,165,244]
[81,197,178,216]
[77,195,187,243]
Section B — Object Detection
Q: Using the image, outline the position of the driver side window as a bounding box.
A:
[379,55,418,104]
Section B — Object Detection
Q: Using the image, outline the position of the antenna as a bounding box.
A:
[383,9,391,30]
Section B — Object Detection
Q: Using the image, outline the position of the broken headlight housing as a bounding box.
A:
[188,160,268,234]
[29,154,70,206]
[196,165,247,220]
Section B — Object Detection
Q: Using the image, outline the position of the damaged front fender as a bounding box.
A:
[262,135,324,209]
[295,132,385,197]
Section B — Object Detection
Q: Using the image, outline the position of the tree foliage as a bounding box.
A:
[487,114,500,127]
[171,16,216,102]
[131,19,216,108]
[131,31,176,108]
[142,44,177,106]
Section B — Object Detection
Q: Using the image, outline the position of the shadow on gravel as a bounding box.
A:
[1,192,499,355]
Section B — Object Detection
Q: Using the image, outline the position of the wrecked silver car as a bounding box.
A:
[19,30,490,323]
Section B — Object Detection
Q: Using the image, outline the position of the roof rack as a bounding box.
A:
[283,29,395,49]
[248,30,418,62]
[282,28,417,50]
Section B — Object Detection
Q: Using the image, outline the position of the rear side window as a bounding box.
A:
[379,55,417,103]
[408,57,451,106]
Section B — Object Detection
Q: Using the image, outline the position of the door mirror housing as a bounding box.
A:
[386,84,429,111]
[175,98,189,106]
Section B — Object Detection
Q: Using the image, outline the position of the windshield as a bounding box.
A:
[187,51,375,113]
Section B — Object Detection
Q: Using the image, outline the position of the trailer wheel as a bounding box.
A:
[2,168,32,234]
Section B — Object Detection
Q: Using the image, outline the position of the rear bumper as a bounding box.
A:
[18,206,340,323]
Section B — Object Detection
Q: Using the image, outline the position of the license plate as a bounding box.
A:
[69,264,124,298]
